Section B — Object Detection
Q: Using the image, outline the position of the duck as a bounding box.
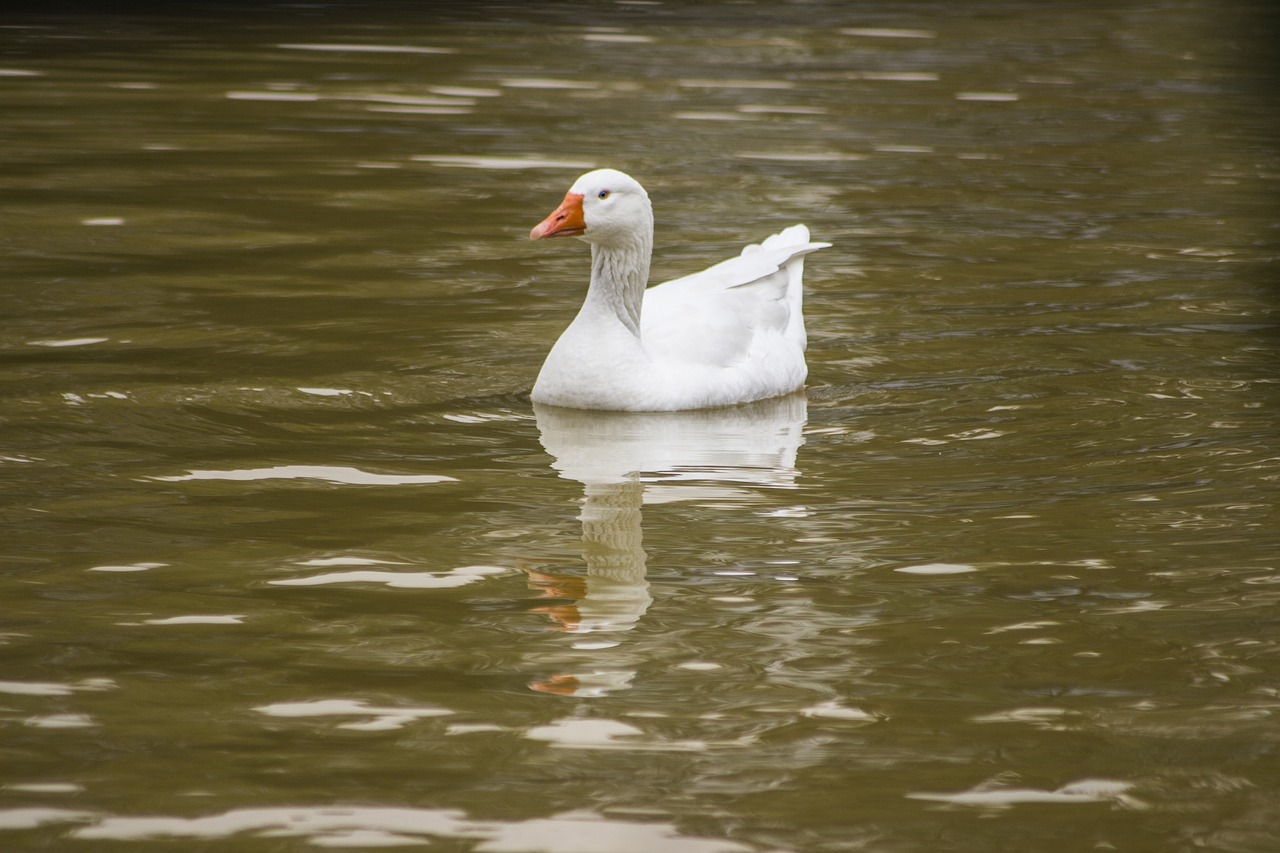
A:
[528,168,829,411]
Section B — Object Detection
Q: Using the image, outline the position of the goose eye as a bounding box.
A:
[597,190,610,200]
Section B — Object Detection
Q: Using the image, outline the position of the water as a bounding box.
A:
[2,2,1278,850]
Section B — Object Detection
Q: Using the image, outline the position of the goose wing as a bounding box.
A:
[641,225,829,366]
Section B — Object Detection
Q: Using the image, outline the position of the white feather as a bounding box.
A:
[531,170,829,411]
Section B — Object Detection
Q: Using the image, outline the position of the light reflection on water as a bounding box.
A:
[1,1,1278,851]
[527,396,805,693]
[61,806,757,851]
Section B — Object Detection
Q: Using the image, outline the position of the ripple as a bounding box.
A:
[276,43,454,54]
[874,144,935,154]
[296,387,354,396]
[678,79,794,89]
[429,85,502,98]
[0,679,114,696]
[367,105,472,115]
[529,670,636,698]
[737,105,826,115]
[269,565,508,589]
[25,713,96,729]
[353,94,476,107]
[801,700,881,723]
[87,562,166,573]
[907,778,1138,809]
[225,91,320,102]
[971,707,1078,729]
[256,698,452,731]
[73,806,752,851]
[672,112,757,122]
[3,784,83,794]
[151,465,457,486]
[735,152,867,162]
[894,563,976,575]
[525,717,710,751]
[581,33,655,44]
[498,78,599,90]
[525,718,645,748]
[412,155,597,170]
[571,639,621,650]
[840,27,936,38]
[0,808,94,830]
[298,556,406,567]
[985,620,1061,634]
[860,71,940,82]
[956,91,1020,101]
[137,615,245,626]
[27,337,109,347]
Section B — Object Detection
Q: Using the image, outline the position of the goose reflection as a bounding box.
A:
[528,393,807,696]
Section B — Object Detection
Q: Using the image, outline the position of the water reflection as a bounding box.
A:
[528,394,806,696]
[68,805,754,852]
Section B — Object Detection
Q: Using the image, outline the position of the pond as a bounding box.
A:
[2,2,1278,851]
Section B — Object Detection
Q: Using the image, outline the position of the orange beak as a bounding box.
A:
[529,192,586,240]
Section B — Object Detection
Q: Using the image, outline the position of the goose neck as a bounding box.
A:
[586,239,651,337]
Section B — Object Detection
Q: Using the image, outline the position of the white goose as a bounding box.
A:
[529,169,829,411]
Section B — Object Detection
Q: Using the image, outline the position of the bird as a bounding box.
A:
[528,168,829,412]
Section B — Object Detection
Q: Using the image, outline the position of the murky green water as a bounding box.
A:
[3,2,1278,850]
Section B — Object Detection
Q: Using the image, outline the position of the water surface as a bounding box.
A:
[2,2,1278,851]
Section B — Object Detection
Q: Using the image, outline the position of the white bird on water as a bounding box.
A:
[529,168,829,411]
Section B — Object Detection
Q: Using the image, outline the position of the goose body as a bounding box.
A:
[529,169,828,412]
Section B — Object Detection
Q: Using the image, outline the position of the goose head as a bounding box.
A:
[529,168,652,248]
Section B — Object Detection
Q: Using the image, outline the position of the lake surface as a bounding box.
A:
[2,2,1278,850]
